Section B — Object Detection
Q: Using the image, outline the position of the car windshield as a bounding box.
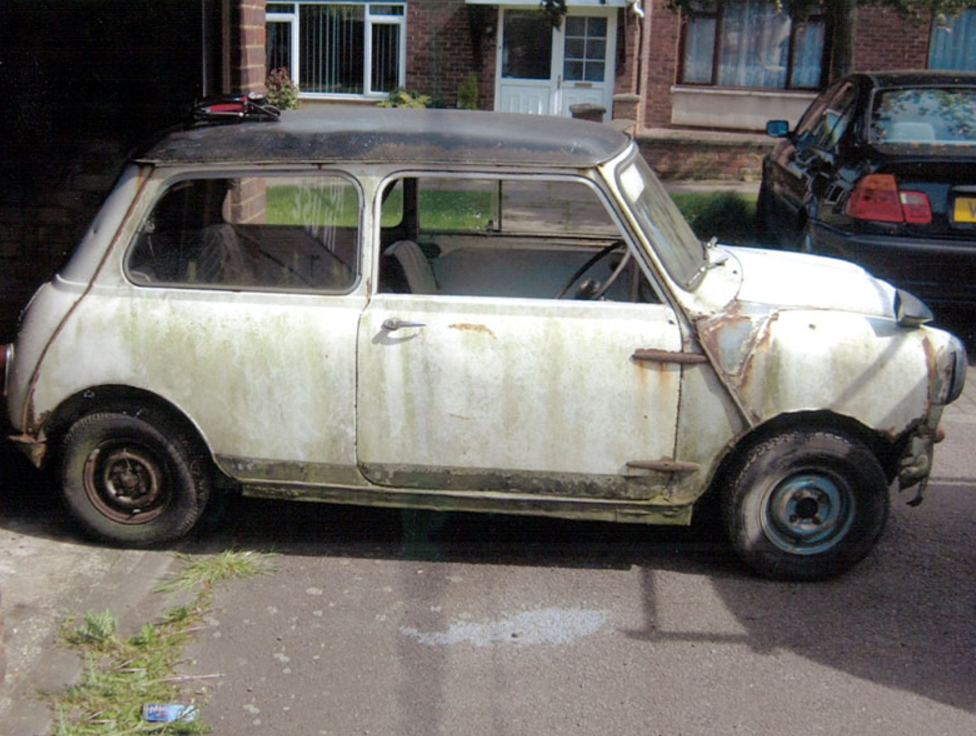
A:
[870,87,976,145]
[615,155,706,289]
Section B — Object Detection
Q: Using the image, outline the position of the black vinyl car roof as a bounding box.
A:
[136,105,632,169]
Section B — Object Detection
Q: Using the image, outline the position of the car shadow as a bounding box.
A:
[2,445,975,713]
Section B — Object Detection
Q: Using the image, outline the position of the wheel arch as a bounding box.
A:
[705,409,903,503]
[38,385,215,473]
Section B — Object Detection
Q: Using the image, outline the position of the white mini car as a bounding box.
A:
[1,102,966,580]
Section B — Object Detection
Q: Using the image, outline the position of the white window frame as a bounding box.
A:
[267,2,407,100]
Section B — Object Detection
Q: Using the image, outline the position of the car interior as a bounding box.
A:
[377,175,658,303]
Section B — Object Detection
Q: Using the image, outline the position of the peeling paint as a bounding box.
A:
[448,323,497,339]
[400,608,608,647]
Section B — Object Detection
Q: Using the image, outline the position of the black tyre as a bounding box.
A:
[60,410,210,546]
[722,430,889,581]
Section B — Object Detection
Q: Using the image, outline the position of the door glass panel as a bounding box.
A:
[584,62,605,82]
[563,15,608,82]
[565,38,585,58]
[586,38,607,60]
[502,10,552,79]
[565,16,586,35]
[587,17,607,36]
[380,176,656,303]
[565,62,584,81]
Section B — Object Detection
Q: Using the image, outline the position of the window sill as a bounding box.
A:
[670,86,818,132]
[298,93,388,103]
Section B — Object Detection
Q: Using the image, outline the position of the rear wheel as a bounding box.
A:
[60,410,210,546]
[722,429,889,580]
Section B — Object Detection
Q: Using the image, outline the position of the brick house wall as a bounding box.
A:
[0,0,221,343]
[639,3,941,133]
[642,0,684,129]
[402,3,638,113]
[236,0,269,91]
[635,2,946,178]
[854,7,933,70]
[406,0,496,109]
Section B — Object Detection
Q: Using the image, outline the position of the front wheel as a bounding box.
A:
[722,430,889,581]
[60,410,210,546]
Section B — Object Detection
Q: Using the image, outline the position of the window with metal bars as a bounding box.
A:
[266,2,406,98]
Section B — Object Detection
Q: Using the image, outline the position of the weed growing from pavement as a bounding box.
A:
[51,551,275,736]
[155,550,275,593]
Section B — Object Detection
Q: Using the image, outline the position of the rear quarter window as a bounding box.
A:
[126,174,360,293]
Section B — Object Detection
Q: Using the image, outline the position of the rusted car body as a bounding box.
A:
[0,106,966,579]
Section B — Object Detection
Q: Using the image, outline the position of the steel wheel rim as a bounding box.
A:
[82,443,169,524]
[761,472,855,555]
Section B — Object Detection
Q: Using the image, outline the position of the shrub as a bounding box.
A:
[266,67,299,110]
[379,88,433,109]
[458,74,479,110]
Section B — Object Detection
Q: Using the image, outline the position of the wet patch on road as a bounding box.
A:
[400,607,608,647]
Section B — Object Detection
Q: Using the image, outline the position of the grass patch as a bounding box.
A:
[670,190,758,245]
[51,551,275,736]
[155,551,274,593]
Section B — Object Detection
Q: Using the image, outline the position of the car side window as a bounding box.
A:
[378,175,659,303]
[127,175,359,293]
[805,83,857,152]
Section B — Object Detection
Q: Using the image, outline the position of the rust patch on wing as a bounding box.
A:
[449,323,497,339]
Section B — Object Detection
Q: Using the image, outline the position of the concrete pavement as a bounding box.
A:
[0,454,178,736]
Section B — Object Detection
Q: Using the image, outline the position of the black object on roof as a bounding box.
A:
[190,93,281,125]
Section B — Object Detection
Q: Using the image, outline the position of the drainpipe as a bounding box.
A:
[632,0,648,132]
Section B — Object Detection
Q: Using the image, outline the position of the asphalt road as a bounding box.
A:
[1,396,975,735]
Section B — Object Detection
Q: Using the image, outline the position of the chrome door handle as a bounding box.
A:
[381,318,426,332]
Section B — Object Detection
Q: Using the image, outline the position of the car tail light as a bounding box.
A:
[899,190,932,224]
[846,174,932,224]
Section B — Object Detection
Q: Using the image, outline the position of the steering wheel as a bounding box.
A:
[555,241,631,300]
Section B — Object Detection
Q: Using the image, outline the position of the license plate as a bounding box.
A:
[952,196,976,223]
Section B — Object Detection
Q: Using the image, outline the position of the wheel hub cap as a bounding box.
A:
[762,473,855,555]
[84,445,167,524]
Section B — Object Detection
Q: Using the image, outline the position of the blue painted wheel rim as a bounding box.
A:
[761,472,855,555]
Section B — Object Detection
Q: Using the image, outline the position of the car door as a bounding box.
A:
[118,172,366,485]
[356,174,683,501]
[768,81,857,246]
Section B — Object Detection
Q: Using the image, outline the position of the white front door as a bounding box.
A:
[496,7,617,120]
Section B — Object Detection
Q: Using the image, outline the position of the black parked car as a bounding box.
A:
[759,71,976,311]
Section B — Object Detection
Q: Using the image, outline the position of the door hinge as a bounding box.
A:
[632,348,707,365]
